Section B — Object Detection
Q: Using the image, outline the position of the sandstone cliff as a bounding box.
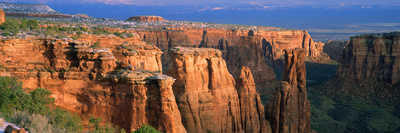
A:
[139,28,327,61]
[0,36,185,133]
[323,40,347,62]
[166,47,243,133]
[226,36,276,83]
[336,33,400,84]
[166,47,273,133]
[127,16,166,22]
[265,49,311,133]
[138,28,327,82]
[0,8,5,24]
[236,66,272,133]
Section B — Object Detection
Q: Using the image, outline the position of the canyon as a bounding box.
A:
[0,32,311,132]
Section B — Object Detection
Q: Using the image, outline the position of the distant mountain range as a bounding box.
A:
[0,2,61,14]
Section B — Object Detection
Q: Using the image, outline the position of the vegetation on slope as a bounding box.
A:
[0,76,160,133]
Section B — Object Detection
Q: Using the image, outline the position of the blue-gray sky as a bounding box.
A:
[3,0,400,6]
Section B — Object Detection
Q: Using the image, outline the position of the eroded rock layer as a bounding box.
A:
[265,49,311,133]
[166,47,243,133]
[0,36,185,133]
[336,34,400,84]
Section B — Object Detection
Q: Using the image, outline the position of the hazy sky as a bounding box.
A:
[3,0,400,6]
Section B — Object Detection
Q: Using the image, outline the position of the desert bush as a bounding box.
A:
[8,110,52,133]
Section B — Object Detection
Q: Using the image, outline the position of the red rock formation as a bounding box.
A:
[323,40,347,62]
[337,34,400,84]
[0,36,185,133]
[0,8,5,24]
[236,66,272,133]
[138,28,327,61]
[226,36,276,83]
[137,28,329,82]
[127,16,166,22]
[166,47,243,133]
[265,49,311,133]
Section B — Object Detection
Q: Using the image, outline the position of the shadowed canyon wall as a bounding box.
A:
[323,40,347,62]
[265,49,311,133]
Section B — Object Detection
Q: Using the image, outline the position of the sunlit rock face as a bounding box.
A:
[337,34,400,84]
[0,36,185,133]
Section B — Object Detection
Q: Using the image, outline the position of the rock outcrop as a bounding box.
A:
[166,47,273,133]
[127,16,166,22]
[0,36,185,133]
[0,8,5,24]
[336,33,400,84]
[236,66,271,133]
[166,47,243,133]
[323,40,347,62]
[4,125,27,133]
[265,49,311,133]
[226,36,276,83]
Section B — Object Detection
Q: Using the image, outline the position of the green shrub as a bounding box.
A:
[133,124,161,133]
[92,42,101,48]
[0,76,83,132]
[88,115,124,133]
[114,31,124,39]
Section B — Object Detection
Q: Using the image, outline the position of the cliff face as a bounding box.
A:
[226,36,276,83]
[138,28,326,82]
[139,28,326,61]
[0,8,5,24]
[127,16,166,22]
[166,47,273,133]
[236,66,272,133]
[265,49,311,133]
[0,36,185,133]
[166,47,243,133]
[323,40,347,62]
[336,35,400,84]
